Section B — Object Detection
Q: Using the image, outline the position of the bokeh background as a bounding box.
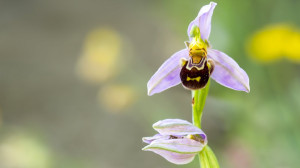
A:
[0,0,300,168]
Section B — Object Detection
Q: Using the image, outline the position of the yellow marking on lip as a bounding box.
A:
[187,76,201,82]
[181,58,188,67]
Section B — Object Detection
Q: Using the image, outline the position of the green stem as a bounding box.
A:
[191,80,220,168]
[199,147,210,168]
[205,146,220,168]
[199,146,220,168]
[192,80,210,128]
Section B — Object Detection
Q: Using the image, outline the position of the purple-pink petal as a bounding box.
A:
[143,138,204,164]
[153,119,206,138]
[208,49,250,92]
[187,2,217,41]
[145,148,196,165]
[145,138,204,153]
[142,134,170,144]
[147,49,189,96]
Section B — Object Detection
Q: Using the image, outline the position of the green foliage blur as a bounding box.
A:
[0,0,299,168]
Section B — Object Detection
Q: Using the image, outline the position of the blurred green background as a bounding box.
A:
[0,0,299,168]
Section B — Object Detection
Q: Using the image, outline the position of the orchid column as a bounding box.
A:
[144,2,250,168]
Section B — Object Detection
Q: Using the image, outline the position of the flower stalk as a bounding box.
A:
[199,146,220,168]
[192,80,210,128]
[192,80,219,168]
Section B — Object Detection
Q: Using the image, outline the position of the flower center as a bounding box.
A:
[189,25,208,64]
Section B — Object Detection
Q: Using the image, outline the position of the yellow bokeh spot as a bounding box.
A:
[77,27,122,84]
[247,24,300,63]
[0,133,51,168]
[98,85,136,113]
[285,31,300,62]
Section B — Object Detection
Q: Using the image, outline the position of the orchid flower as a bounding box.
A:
[142,119,207,165]
[147,2,250,96]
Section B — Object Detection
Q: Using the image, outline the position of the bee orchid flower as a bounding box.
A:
[142,119,207,165]
[147,2,250,96]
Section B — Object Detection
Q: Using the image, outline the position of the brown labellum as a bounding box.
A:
[180,57,214,90]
